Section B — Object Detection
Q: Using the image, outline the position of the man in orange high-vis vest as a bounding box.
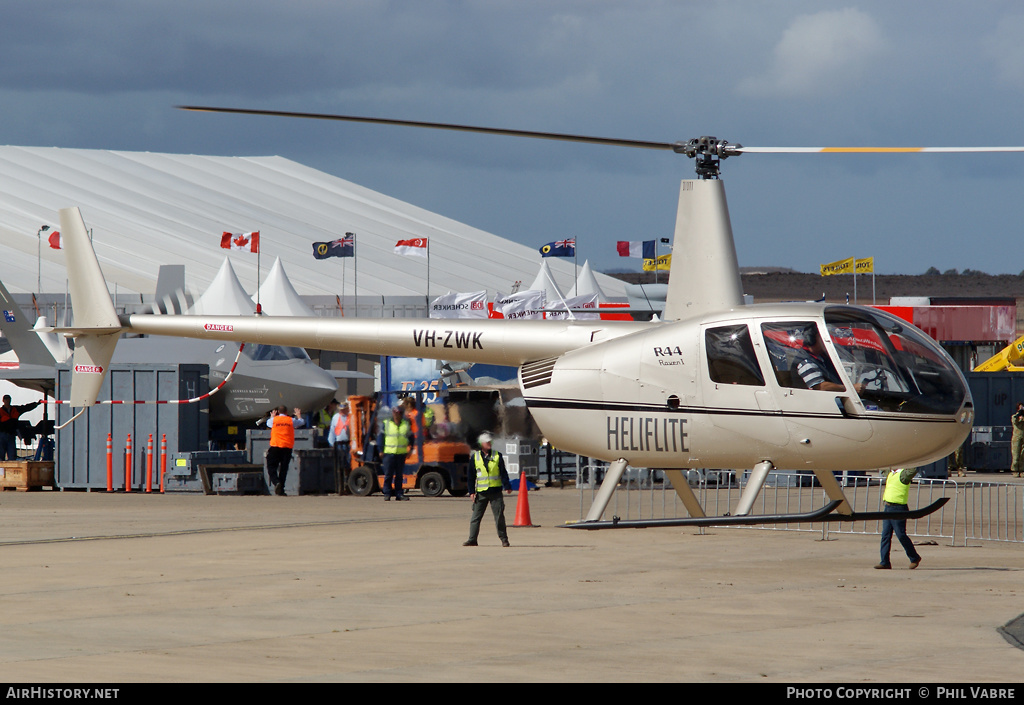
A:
[328,401,351,491]
[0,395,40,461]
[264,406,305,496]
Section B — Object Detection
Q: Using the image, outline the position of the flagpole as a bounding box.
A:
[426,239,431,306]
[256,235,262,314]
[353,233,358,317]
[573,237,578,296]
[653,239,658,285]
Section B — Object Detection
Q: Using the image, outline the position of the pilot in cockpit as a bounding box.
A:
[790,326,863,394]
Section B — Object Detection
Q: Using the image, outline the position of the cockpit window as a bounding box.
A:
[705,324,765,386]
[243,344,310,362]
[761,322,846,392]
[825,307,966,415]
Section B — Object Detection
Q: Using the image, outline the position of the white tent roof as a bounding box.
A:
[0,146,628,301]
[255,258,316,317]
[528,260,566,302]
[568,260,608,302]
[190,258,255,315]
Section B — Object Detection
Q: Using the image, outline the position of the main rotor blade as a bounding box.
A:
[737,146,1024,153]
[177,105,679,152]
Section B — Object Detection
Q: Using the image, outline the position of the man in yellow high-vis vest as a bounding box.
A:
[463,432,512,547]
[875,467,922,570]
[379,406,412,501]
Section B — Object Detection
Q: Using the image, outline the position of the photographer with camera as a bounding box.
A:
[1011,402,1024,478]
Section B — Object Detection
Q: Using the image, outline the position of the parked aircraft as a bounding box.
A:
[50,112,995,527]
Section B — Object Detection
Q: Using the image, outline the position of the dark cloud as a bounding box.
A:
[1,1,1024,274]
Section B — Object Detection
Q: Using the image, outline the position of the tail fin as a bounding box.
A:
[59,207,122,407]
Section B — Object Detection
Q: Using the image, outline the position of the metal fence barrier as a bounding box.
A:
[576,465,1024,545]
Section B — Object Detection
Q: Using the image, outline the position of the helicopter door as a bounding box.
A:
[700,323,789,448]
[759,321,873,443]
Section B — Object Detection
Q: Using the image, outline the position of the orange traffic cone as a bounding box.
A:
[513,474,538,527]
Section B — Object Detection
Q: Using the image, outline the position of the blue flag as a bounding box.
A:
[539,238,575,258]
[313,233,355,259]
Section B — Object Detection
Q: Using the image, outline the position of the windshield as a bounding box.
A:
[243,344,311,362]
[824,307,966,415]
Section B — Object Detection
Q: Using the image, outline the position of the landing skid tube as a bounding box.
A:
[563,497,948,530]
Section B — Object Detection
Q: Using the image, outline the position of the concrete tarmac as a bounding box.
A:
[0,486,1021,683]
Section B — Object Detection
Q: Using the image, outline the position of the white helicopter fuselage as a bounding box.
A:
[523,303,972,471]
[114,298,973,474]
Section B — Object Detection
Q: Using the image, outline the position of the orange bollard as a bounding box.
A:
[106,433,113,493]
[145,434,154,493]
[159,434,167,493]
[512,473,538,527]
[124,434,132,492]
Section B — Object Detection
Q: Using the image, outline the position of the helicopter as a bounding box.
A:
[52,106,1001,528]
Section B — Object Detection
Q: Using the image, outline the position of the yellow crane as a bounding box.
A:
[974,334,1024,372]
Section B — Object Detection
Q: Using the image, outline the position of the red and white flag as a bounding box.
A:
[221,231,260,252]
[394,238,427,258]
[47,231,62,250]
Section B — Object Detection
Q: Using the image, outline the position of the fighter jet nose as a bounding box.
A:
[290,360,340,410]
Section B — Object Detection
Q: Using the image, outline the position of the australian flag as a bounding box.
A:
[539,238,576,258]
[312,233,355,259]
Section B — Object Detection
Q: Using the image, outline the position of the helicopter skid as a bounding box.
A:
[563,497,949,530]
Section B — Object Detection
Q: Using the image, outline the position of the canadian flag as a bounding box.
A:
[394,238,428,258]
[220,231,260,252]
[47,231,63,249]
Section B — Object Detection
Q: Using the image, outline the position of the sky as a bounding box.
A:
[3,0,1024,276]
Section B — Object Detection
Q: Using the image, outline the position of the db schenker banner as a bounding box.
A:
[429,291,488,319]
[494,290,546,320]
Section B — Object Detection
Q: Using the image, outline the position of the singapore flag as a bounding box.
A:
[394,238,428,258]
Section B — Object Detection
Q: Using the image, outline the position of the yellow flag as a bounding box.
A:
[643,253,671,272]
[820,257,855,276]
[855,257,873,274]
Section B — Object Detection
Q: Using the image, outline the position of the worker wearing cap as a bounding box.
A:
[379,406,412,501]
[1011,402,1024,478]
[463,432,512,547]
[328,400,351,488]
[264,405,305,496]
[874,467,922,570]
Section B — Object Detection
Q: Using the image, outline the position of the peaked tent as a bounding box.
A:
[528,260,566,302]
[567,260,608,302]
[190,258,256,316]
[254,258,316,317]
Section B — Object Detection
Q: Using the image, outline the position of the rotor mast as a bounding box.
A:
[675,137,745,180]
